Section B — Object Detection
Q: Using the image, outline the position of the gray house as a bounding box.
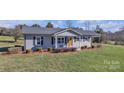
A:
[22,27,100,50]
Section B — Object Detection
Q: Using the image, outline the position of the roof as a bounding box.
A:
[71,28,100,36]
[22,27,65,35]
[22,27,100,36]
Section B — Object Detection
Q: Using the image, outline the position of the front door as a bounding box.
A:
[68,37,73,47]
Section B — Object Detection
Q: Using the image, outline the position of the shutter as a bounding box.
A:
[51,37,54,45]
[41,37,43,45]
[33,36,35,46]
[65,37,67,44]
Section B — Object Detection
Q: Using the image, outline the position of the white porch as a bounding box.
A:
[53,36,82,49]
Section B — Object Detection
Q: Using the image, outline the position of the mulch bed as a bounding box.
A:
[0,46,102,56]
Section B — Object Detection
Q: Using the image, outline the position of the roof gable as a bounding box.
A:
[53,28,82,36]
[54,30,79,36]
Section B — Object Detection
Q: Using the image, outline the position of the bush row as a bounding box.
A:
[26,47,77,54]
[25,44,102,54]
[51,48,77,53]
[81,44,101,50]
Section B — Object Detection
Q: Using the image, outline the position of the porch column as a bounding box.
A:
[79,36,81,48]
[91,36,93,46]
[55,36,58,48]
[99,36,101,43]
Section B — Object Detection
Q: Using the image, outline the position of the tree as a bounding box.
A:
[16,24,28,29]
[0,27,6,35]
[13,28,22,42]
[31,24,41,28]
[65,20,73,28]
[95,25,103,33]
[46,22,54,28]
[84,21,91,30]
[94,25,107,43]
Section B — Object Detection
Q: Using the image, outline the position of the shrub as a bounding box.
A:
[8,47,22,54]
[84,46,87,48]
[81,46,84,50]
[114,41,124,45]
[15,45,22,47]
[48,48,53,52]
[71,48,77,51]
[52,49,60,53]
[91,45,95,48]
[26,49,32,54]
[36,48,43,52]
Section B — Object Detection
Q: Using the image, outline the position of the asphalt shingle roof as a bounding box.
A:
[22,27,100,36]
[22,27,65,35]
[71,28,100,36]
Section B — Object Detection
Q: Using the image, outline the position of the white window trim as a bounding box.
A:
[36,36,43,46]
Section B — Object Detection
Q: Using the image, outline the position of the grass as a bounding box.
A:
[0,36,124,72]
[0,36,23,52]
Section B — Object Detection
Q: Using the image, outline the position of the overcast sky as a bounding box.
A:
[0,20,124,32]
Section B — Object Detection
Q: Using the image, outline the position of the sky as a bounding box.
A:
[0,20,124,32]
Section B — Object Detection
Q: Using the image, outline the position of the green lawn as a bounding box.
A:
[0,36,124,72]
[0,36,23,52]
[0,44,124,71]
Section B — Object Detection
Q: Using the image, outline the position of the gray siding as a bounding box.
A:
[24,33,92,50]
[25,34,53,50]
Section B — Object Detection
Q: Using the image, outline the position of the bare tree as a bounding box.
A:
[65,20,73,28]
[13,27,22,42]
[84,21,91,30]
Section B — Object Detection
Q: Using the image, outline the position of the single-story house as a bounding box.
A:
[22,27,100,50]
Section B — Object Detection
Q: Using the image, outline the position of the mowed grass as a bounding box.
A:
[0,44,124,72]
[0,36,23,52]
[0,36,23,47]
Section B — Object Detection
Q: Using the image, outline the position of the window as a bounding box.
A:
[37,37,40,45]
[76,37,79,41]
[58,38,61,43]
[81,36,83,39]
[74,37,79,42]
[83,36,89,42]
[58,37,64,44]
[36,36,43,46]
[62,38,64,43]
